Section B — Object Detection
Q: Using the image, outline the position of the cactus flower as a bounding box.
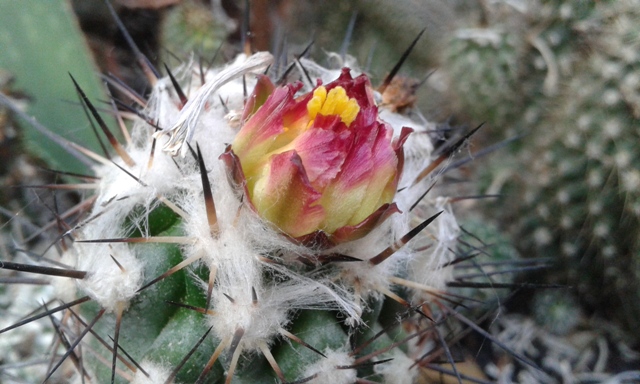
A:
[223,68,411,246]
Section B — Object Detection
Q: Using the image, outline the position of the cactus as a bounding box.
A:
[450,215,521,312]
[0,0,106,175]
[444,14,525,129]
[441,0,596,135]
[531,289,581,336]
[516,0,640,336]
[161,0,229,57]
[0,8,508,379]
[15,1,640,382]
[442,0,640,341]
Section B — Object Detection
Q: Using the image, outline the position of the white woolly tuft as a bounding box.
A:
[156,52,273,157]
[50,250,78,304]
[374,349,419,384]
[408,198,459,292]
[73,162,147,312]
[208,284,288,351]
[131,360,171,384]
[74,243,143,312]
[302,348,357,384]
[328,218,410,319]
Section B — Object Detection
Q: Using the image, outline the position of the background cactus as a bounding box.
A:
[440,0,640,345]
[449,215,522,313]
[443,12,524,129]
[160,0,228,57]
[440,0,598,134]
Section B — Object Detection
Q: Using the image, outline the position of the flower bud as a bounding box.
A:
[223,69,411,246]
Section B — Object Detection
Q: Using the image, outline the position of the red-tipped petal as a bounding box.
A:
[293,203,401,249]
[233,83,303,172]
[349,122,399,225]
[280,114,352,188]
[330,203,401,244]
[318,147,373,232]
[241,75,275,122]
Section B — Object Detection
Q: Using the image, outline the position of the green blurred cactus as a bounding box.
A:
[0,0,107,175]
[517,1,640,333]
[442,0,640,338]
[442,1,598,133]
[445,21,524,128]
[161,0,228,58]
[451,216,521,311]
[531,289,581,336]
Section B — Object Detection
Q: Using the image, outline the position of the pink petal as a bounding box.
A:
[317,122,377,233]
[295,203,401,248]
[232,83,302,174]
[266,95,315,151]
[281,114,352,189]
[393,126,413,185]
[346,122,398,225]
[350,126,412,226]
[317,119,408,232]
[220,146,245,187]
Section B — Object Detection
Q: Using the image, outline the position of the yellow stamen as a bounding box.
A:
[307,85,360,126]
[307,86,327,120]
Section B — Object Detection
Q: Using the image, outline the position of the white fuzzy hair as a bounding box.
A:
[302,348,357,384]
